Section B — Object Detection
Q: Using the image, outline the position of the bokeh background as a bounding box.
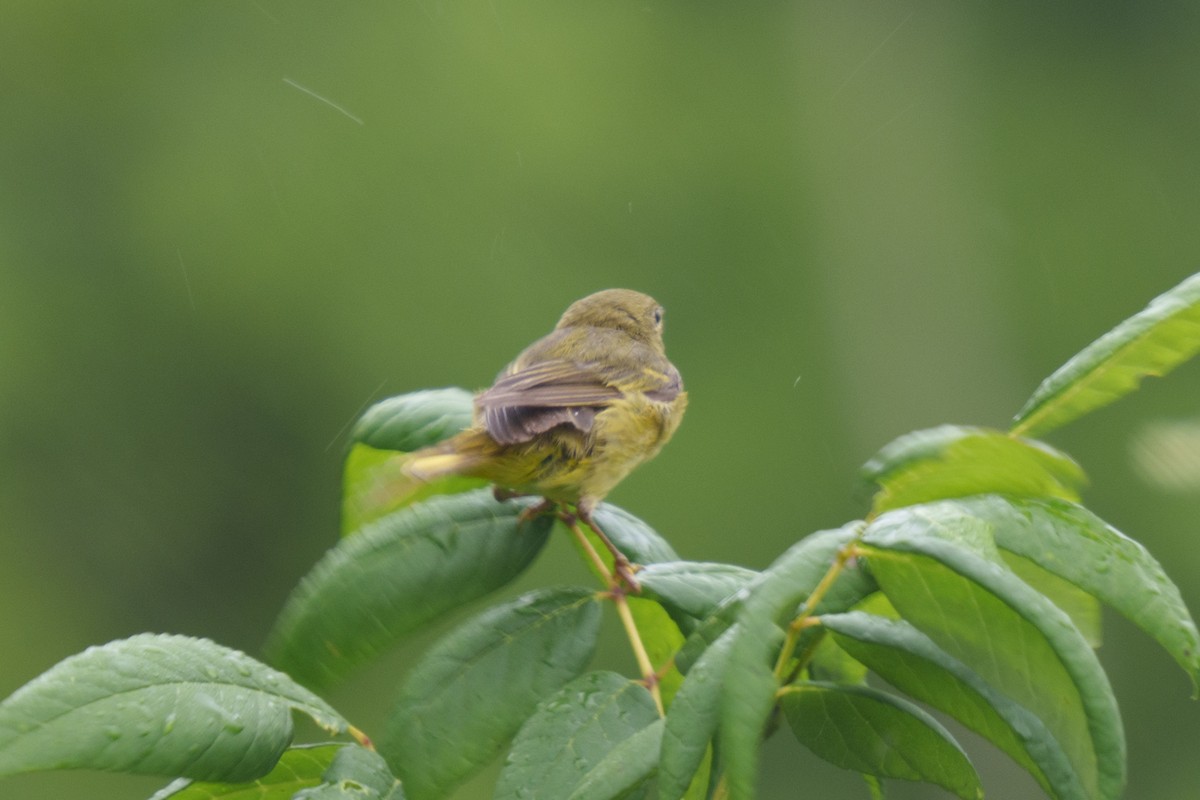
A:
[3,2,1200,798]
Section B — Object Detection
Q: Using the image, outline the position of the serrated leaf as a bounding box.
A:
[962,494,1200,692]
[638,562,757,635]
[780,681,982,800]
[150,744,343,800]
[862,425,1085,514]
[0,635,346,783]
[721,524,876,800]
[350,388,474,452]
[659,627,735,800]
[494,671,660,800]
[381,588,602,800]
[265,490,553,690]
[861,514,1125,800]
[822,612,1087,800]
[1013,271,1200,438]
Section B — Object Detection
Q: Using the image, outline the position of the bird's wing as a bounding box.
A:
[480,359,622,407]
[476,359,622,445]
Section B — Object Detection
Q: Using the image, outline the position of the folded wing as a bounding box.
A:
[477,359,622,444]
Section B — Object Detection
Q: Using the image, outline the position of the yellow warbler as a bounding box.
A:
[405,288,687,587]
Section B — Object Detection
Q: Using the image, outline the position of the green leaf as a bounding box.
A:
[720,524,875,800]
[381,588,602,800]
[0,635,346,783]
[780,681,982,800]
[150,744,343,800]
[680,750,713,800]
[1001,551,1103,648]
[628,597,686,706]
[638,562,757,635]
[494,671,660,800]
[592,503,680,565]
[674,593,745,675]
[294,745,404,800]
[350,388,474,452]
[157,744,403,800]
[340,389,482,530]
[566,719,664,800]
[862,512,1125,800]
[823,612,1087,800]
[861,425,1085,514]
[805,632,868,685]
[265,489,553,690]
[964,494,1200,692]
[659,627,735,800]
[1013,271,1200,438]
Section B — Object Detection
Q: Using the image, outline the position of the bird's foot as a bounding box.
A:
[611,556,642,595]
[494,487,562,527]
[493,486,523,503]
[518,497,560,525]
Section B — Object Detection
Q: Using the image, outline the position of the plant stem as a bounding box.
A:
[562,513,665,715]
[564,512,616,584]
[613,592,665,715]
[772,539,862,681]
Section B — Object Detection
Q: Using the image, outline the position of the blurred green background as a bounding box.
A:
[3,1,1200,798]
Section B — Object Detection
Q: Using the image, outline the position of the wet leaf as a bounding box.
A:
[494,672,659,800]
[265,490,552,690]
[658,627,735,800]
[382,588,602,800]
[150,744,343,800]
[0,636,346,783]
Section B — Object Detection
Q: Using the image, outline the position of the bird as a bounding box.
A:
[403,288,687,589]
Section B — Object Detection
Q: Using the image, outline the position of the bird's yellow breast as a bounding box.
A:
[537,391,686,502]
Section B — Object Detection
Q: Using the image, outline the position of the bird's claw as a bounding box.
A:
[613,557,641,594]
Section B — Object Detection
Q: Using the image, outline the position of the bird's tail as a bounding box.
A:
[346,429,497,529]
[402,429,493,483]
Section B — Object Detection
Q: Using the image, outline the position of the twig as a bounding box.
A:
[562,513,664,715]
[772,540,863,680]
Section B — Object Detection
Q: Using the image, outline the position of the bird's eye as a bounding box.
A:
[653,308,663,328]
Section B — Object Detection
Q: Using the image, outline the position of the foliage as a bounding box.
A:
[3,273,1200,799]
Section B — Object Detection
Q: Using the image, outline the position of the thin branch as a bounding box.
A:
[561,512,664,715]
[772,538,865,681]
